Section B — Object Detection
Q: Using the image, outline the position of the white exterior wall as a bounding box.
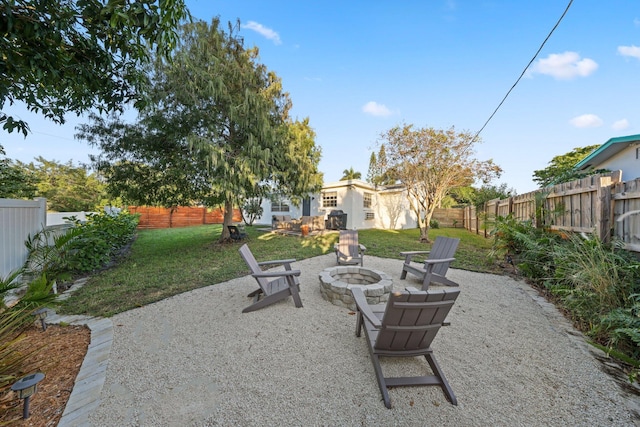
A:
[254,196,322,226]
[375,189,418,229]
[249,180,419,230]
[594,146,640,180]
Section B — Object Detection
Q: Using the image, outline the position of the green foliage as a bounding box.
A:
[0,270,58,388]
[242,198,264,226]
[17,157,106,211]
[429,218,440,229]
[380,124,502,242]
[491,216,640,372]
[340,167,362,180]
[551,234,635,319]
[0,149,38,199]
[1,0,189,137]
[24,227,83,284]
[599,294,640,360]
[65,211,140,272]
[490,215,557,279]
[473,183,516,209]
[77,19,322,242]
[532,145,605,187]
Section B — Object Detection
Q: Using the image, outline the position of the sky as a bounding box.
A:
[4,0,640,194]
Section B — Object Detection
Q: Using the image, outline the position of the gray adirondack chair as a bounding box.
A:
[353,286,461,408]
[400,236,460,290]
[334,230,366,266]
[238,244,302,313]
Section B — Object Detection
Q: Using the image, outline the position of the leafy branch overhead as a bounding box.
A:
[0,0,189,137]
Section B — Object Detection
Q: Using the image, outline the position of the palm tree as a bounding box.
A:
[340,167,362,180]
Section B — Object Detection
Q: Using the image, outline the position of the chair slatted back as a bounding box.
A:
[338,230,359,258]
[375,288,460,352]
[239,244,269,291]
[428,237,460,277]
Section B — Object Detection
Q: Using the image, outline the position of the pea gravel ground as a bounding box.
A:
[89,253,640,426]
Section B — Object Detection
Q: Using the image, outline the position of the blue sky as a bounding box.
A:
[4,0,640,194]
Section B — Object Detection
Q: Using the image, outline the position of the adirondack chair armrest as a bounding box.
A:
[359,244,367,252]
[400,250,430,262]
[423,257,456,265]
[351,287,382,328]
[252,270,301,278]
[258,259,296,267]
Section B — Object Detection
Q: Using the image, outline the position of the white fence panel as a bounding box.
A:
[0,198,47,279]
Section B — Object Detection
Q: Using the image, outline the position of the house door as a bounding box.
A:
[302,198,311,216]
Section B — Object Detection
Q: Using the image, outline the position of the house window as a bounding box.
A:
[323,191,337,208]
[365,212,375,220]
[363,192,372,208]
[271,201,290,212]
[636,147,640,159]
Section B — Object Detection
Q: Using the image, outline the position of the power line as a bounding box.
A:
[473,0,574,141]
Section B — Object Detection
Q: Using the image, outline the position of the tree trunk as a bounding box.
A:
[420,211,434,243]
[220,199,234,242]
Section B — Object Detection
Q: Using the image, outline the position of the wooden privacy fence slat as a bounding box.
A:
[128,206,242,229]
[458,171,640,250]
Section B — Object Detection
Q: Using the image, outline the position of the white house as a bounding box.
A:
[574,133,640,179]
[256,179,419,230]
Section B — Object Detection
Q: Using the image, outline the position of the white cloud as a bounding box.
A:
[618,45,640,59]
[362,101,393,117]
[529,51,598,80]
[242,21,282,45]
[612,119,630,130]
[569,114,603,128]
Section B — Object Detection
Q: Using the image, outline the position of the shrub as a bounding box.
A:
[429,218,439,229]
[65,210,139,272]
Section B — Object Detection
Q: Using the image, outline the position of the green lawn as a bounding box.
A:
[59,225,500,317]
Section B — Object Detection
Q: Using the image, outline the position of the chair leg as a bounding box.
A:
[372,354,392,409]
[287,276,303,308]
[355,311,363,337]
[424,353,457,405]
[400,266,408,280]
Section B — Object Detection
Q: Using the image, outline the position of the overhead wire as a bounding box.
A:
[472,0,574,141]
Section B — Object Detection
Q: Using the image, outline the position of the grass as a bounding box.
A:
[59,225,500,317]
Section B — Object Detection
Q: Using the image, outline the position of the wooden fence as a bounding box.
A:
[462,171,640,252]
[128,206,242,229]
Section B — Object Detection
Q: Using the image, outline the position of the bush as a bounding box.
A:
[429,218,439,229]
[65,210,139,272]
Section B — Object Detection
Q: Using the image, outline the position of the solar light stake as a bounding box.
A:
[34,308,48,331]
[11,372,45,419]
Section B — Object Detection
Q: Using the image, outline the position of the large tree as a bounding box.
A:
[17,157,106,211]
[0,148,38,199]
[380,124,502,242]
[0,0,188,139]
[532,145,605,187]
[78,19,322,240]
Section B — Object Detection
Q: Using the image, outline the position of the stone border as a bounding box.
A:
[319,266,393,310]
[46,277,113,427]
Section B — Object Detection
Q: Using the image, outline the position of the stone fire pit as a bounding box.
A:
[319,266,393,310]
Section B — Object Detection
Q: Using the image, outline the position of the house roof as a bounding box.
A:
[574,134,640,170]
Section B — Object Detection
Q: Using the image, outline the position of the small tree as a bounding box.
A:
[380,124,501,242]
[242,198,264,226]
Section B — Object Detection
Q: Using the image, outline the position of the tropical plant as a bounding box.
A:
[0,270,58,388]
[340,167,362,180]
[242,198,264,226]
